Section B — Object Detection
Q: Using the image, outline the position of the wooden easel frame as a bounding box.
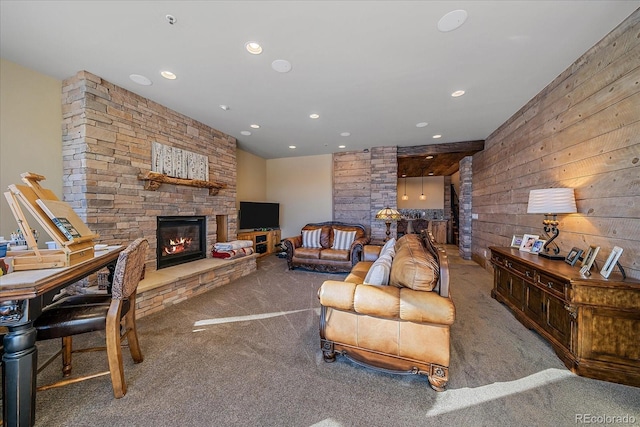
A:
[3,172,99,270]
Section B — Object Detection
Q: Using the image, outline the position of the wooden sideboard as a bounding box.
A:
[490,246,640,387]
[237,229,281,257]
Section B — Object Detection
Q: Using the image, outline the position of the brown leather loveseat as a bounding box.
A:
[282,222,369,273]
[318,232,455,391]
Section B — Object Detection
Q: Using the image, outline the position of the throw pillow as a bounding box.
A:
[302,228,322,248]
[363,252,393,286]
[379,237,396,258]
[332,229,357,251]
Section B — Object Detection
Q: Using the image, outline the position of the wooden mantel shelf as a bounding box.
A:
[138,171,226,195]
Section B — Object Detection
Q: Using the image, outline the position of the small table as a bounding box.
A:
[0,245,124,427]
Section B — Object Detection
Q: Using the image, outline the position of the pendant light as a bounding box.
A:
[401,173,409,200]
[419,169,426,200]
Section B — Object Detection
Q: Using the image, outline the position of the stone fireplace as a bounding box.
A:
[60,70,238,272]
[156,216,207,269]
[56,70,257,318]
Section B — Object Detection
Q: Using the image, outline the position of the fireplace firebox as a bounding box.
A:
[157,216,207,269]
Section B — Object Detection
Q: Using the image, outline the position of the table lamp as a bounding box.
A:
[527,188,577,260]
[376,207,402,242]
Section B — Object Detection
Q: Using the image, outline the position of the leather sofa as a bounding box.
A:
[282,222,369,273]
[318,232,455,391]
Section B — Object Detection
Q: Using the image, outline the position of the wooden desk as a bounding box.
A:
[0,245,123,427]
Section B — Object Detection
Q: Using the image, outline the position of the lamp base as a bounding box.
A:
[539,252,565,261]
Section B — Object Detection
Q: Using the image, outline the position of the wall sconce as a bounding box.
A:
[375,207,402,242]
[419,170,426,200]
[527,188,577,260]
[401,175,409,201]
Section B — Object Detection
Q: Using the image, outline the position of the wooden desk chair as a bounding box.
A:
[34,238,148,398]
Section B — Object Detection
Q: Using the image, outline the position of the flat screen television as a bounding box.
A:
[239,201,280,230]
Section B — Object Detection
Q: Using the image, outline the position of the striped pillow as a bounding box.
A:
[363,252,393,285]
[302,228,322,248]
[332,229,357,251]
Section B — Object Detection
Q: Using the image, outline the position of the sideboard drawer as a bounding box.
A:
[505,259,534,281]
[536,272,566,298]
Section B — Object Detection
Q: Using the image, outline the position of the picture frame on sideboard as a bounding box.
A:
[565,247,583,266]
[511,235,523,248]
[530,239,546,255]
[600,246,624,279]
[519,234,539,252]
[579,245,600,276]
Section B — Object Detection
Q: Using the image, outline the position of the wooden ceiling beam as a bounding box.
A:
[396,140,485,177]
[397,140,485,158]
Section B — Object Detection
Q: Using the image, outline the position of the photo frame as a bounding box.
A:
[510,235,523,248]
[600,246,623,279]
[579,245,600,276]
[565,247,583,266]
[519,234,539,252]
[530,239,546,255]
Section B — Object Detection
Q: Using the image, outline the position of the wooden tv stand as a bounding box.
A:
[237,229,281,257]
[489,246,640,387]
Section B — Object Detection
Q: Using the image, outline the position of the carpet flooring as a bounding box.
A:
[28,247,640,426]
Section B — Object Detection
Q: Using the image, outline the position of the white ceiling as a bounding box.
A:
[1,1,637,160]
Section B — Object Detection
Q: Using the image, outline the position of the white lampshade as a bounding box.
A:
[527,188,577,214]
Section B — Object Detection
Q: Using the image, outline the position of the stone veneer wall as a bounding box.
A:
[136,257,256,318]
[333,147,398,243]
[61,71,238,271]
[370,146,398,242]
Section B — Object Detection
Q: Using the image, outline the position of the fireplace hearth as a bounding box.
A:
[157,216,207,269]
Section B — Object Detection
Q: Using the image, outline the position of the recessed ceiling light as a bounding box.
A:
[451,90,465,97]
[272,59,292,73]
[250,124,260,129]
[245,41,262,55]
[219,105,230,111]
[428,172,435,176]
[340,132,351,137]
[437,9,468,32]
[129,74,152,86]
[165,14,177,25]
[338,145,346,149]
[432,134,442,139]
[240,131,251,136]
[289,145,296,149]
[309,113,320,119]
[426,155,434,159]
[416,122,428,128]
[160,70,177,80]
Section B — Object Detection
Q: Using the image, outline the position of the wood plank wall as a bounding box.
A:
[333,151,371,232]
[472,11,640,279]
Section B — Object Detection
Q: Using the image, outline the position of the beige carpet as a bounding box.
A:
[28,247,640,426]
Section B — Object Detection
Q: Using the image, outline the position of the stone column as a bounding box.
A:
[459,156,473,259]
[370,146,398,242]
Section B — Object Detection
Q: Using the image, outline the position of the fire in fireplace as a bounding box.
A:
[157,216,207,269]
